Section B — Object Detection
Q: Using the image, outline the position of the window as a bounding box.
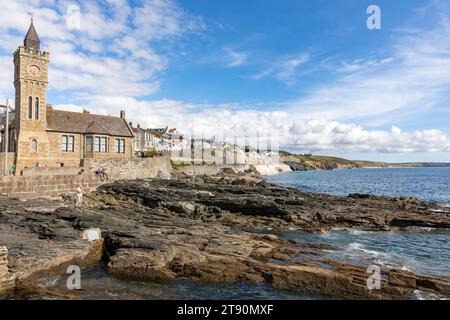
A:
[116,139,125,153]
[86,136,93,153]
[28,97,33,119]
[100,137,107,153]
[31,139,37,152]
[94,137,100,152]
[35,97,39,120]
[94,136,107,153]
[68,136,74,152]
[61,135,75,152]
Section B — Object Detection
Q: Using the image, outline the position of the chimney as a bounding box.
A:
[120,110,126,119]
[129,122,133,127]
[137,124,140,129]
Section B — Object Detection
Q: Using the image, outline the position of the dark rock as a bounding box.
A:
[1,175,450,300]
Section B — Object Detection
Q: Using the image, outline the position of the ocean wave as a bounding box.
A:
[400,266,413,272]
[347,230,372,236]
[406,226,438,232]
[428,209,447,213]
[38,275,61,288]
[348,242,383,257]
[372,258,399,269]
[413,290,448,301]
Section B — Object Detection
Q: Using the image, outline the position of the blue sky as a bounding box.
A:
[1,0,450,162]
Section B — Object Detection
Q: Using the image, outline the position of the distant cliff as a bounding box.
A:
[281,151,450,171]
[387,162,450,168]
[281,152,361,171]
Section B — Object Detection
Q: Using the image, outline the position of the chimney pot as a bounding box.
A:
[120,110,126,119]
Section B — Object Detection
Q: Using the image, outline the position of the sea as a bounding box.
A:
[266,167,450,205]
[25,168,450,300]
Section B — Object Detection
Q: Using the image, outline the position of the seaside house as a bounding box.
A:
[131,124,186,153]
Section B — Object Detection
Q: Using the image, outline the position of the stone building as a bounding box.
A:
[1,20,134,173]
[130,124,186,154]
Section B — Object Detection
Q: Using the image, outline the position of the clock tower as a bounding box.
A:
[13,18,51,170]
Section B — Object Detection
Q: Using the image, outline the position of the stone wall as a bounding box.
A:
[22,166,83,176]
[46,131,83,167]
[0,174,101,199]
[84,154,172,180]
[175,164,250,176]
[173,163,292,177]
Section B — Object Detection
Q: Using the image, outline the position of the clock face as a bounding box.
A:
[28,65,41,77]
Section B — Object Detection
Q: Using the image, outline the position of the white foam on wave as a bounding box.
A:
[330,227,347,231]
[348,242,382,257]
[348,229,372,236]
[400,266,413,272]
[39,275,61,288]
[417,227,437,232]
[413,290,448,301]
[373,258,395,268]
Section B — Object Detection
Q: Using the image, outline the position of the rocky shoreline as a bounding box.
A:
[1,173,450,299]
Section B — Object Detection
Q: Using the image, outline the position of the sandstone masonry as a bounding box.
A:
[85,154,172,180]
[0,174,102,199]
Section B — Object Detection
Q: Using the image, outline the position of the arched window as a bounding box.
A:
[31,139,38,153]
[28,97,33,119]
[35,97,39,120]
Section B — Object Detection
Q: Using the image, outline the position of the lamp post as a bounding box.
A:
[2,99,10,176]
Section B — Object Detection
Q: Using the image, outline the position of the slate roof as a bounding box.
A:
[46,109,134,137]
[24,21,40,50]
[147,129,163,138]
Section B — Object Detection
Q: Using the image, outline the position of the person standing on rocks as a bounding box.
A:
[75,184,84,208]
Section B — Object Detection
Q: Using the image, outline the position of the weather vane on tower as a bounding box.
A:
[28,11,35,22]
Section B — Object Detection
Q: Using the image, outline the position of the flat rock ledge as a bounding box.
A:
[0,196,104,297]
[1,175,450,299]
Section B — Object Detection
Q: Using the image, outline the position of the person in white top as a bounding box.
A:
[75,184,84,208]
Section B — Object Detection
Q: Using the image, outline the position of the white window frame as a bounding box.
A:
[61,135,75,152]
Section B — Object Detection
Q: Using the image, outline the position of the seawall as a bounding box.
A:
[85,155,172,180]
[0,156,173,199]
[173,163,292,176]
[0,174,102,199]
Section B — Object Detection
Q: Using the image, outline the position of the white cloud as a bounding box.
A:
[288,9,450,125]
[0,0,203,100]
[336,58,396,73]
[61,96,450,154]
[287,119,450,153]
[2,1,450,157]
[250,53,310,84]
[275,53,310,84]
[224,48,248,67]
[132,0,205,41]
